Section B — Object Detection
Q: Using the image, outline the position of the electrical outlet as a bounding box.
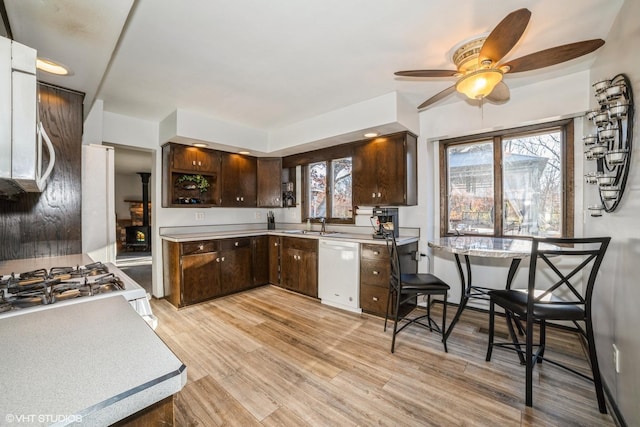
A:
[613,344,620,373]
[195,212,205,221]
[255,211,261,220]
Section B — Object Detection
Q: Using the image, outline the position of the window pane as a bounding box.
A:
[447,142,495,235]
[502,132,562,237]
[308,162,326,218]
[331,157,352,218]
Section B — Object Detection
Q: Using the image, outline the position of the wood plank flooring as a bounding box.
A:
[151,285,615,426]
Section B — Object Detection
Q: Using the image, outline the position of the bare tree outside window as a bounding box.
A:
[331,158,352,219]
[442,121,571,238]
[308,162,326,218]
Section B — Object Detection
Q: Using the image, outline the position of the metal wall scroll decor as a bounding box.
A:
[584,73,634,217]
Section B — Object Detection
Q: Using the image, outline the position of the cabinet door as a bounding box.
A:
[353,140,380,205]
[219,238,253,295]
[257,158,282,207]
[171,145,199,171]
[268,236,281,286]
[221,153,257,207]
[298,249,318,298]
[197,150,220,174]
[252,236,269,286]
[281,247,300,292]
[181,251,220,304]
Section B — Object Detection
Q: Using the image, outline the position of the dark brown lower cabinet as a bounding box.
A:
[281,237,318,298]
[359,242,418,317]
[163,237,257,308]
[251,235,269,286]
[268,236,281,286]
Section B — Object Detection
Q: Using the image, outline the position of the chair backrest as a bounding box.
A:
[385,231,401,290]
[527,236,610,315]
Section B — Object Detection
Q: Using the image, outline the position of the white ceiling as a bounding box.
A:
[4,0,625,133]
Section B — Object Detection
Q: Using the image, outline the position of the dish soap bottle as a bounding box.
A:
[306,218,311,231]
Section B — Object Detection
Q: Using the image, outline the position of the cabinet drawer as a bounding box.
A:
[220,237,251,250]
[361,243,388,261]
[282,236,318,252]
[360,284,389,317]
[360,258,389,287]
[181,241,217,256]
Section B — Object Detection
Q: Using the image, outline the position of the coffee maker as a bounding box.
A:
[371,207,399,239]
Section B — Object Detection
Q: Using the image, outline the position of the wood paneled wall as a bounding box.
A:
[0,83,84,261]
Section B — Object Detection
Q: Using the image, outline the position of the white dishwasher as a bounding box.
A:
[318,239,361,313]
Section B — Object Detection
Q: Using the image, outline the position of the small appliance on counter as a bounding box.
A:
[371,207,399,239]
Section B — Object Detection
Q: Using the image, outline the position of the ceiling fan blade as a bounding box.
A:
[418,86,456,110]
[485,81,510,103]
[503,39,605,73]
[395,70,458,78]
[479,8,531,65]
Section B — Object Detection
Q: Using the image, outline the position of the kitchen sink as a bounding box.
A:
[279,230,343,237]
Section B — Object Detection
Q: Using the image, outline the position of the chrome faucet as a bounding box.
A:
[320,217,327,234]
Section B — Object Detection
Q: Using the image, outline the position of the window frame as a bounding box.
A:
[439,119,574,238]
[302,157,354,224]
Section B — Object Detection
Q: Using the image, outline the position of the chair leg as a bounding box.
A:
[427,295,433,331]
[525,314,534,407]
[390,289,402,353]
[486,301,495,361]
[538,320,546,363]
[505,312,526,365]
[384,286,393,332]
[442,294,448,353]
[586,316,608,414]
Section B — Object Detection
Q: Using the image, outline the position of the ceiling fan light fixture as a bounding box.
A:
[455,68,503,100]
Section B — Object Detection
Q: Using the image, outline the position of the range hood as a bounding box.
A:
[0,36,55,197]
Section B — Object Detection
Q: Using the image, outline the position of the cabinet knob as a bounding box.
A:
[216,257,220,262]
[372,192,376,198]
[240,197,244,202]
[198,161,202,166]
[372,297,379,302]
[274,242,278,247]
[377,192,381,197]
[372,271,379,275]
[236,197,240,201]
[198,244,204,250]
[235,241,239,247]
[373,251,379,255]
[221,256,225,262]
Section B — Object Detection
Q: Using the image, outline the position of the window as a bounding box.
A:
[440,120,573,237]
[305,157,353,222]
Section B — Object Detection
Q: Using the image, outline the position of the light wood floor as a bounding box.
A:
[151,286,615,426]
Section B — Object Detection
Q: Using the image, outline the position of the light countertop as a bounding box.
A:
[160,228,419,246]
[0,296,186,426]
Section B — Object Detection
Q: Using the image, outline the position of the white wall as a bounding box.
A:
[114,173,144,220]
[586,0,640,423]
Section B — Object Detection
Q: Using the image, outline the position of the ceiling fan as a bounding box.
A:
[396,8,605,110]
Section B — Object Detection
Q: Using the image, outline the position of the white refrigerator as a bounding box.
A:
[81,144,116,263]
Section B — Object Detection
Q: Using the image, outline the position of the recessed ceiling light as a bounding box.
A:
[36,57,72,76]
[193,142,208,148]
[364,132,379,138]
[238,151,251,155]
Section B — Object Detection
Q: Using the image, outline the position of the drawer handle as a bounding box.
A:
[372,297,379,302]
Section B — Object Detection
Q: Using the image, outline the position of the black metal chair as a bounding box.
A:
[485,236,610,413]
[384,232,450,353]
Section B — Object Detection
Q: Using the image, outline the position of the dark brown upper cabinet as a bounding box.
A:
[162,143,221,207]
[353,132,417,206]
[257,158,283,207]
[170,144,219,174]
[220,152,257,207]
